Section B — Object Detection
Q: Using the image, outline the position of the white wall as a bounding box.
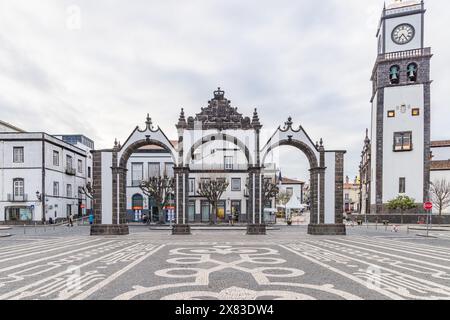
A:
[370,92,378,206]
[324,152,336,224]
[382,85,424,203]
[101,152,113,224]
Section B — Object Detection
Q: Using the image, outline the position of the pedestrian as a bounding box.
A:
[49,217,53,225]
[69,213,74,227]
[89,213,94,225]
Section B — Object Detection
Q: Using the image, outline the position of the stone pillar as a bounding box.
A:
[309,167,319,225]
[334,152,345,224]
[92,151,102,225]
[247,166,266,235]
[307,156,346,236]
[173,166,191,235]
[91,151,129,236]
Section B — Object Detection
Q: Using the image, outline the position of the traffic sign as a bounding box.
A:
[424,202,433,211]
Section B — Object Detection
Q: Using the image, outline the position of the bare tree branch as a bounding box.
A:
[79,182,93,200]
[140,176,175,224]
[431,179,450,216]
[197,178,229,224]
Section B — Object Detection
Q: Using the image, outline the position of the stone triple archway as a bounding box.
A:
[91,115,346,236]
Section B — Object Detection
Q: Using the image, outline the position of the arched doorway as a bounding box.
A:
[131,193,144,222]
[91,115,179,235]
[186,133,255,225]
[262,138,321,225]
[260,118,346,235]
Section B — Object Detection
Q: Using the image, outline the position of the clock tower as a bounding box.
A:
[369,0,431,213]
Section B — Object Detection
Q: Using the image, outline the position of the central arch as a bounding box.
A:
[184,133,253,166]
[261,139,318,169]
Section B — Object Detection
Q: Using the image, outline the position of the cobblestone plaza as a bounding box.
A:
[1,225,450,300]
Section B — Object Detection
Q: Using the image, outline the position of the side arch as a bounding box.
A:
[119,139,177,169]
[261,139,319,169]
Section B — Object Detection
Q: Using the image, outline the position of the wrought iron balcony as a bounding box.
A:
[7,194,28,202]
[65,167,76,176]
[189,163,249,171]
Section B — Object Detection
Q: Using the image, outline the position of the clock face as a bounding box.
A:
[392,24,415,45]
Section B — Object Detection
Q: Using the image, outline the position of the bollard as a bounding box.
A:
[24,224,26,235]
[34,222,37,233]
[44,222,46,233]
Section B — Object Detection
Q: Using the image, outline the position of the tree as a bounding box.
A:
[79,182,93,200]
[197,178,229,225]
[276,191,291,207]
[386,195,417,224]
[262,179,279,206]
[139,176,175,224]
[430,179,450,216]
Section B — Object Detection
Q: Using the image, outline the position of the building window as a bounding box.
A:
[53,151,59,166]
[13,147,24,163]
[231,178,241,191]
[53,182,59,197]
[189,178,196,195]
[13,178,24,198]
[148,163,160,178]
[188,201,196,223]
[66,155,73,169]
[399,178,406,194]
[131,194,144,210]
[407,63,418,82]
[345,193,349,200]
[67,184,72,198]
[131,163,144,186]
[78,159,83,173]
[389,65,400,84]
[224,156,233,170]
[387,110,396,118]
[412,108,420,116]
[88,166,91,178]
[164,163,174,177]
[394,132,412,151]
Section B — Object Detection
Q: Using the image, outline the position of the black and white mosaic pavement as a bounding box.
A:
[1,225,450,300]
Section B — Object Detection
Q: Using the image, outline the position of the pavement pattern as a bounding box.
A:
[1,225,450,300]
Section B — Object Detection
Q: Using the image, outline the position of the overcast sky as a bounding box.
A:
[0,0,448,182]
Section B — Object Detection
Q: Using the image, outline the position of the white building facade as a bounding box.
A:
[0,125,94,224]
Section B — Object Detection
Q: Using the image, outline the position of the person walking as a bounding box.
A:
[89,213,94,225]
[68,213,74,227]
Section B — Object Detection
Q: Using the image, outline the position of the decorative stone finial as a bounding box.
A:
[284,116,293,129]
[114,138,119,150]
[176,108,187,129]
[251,108,261,127]
[145,114,153,130]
